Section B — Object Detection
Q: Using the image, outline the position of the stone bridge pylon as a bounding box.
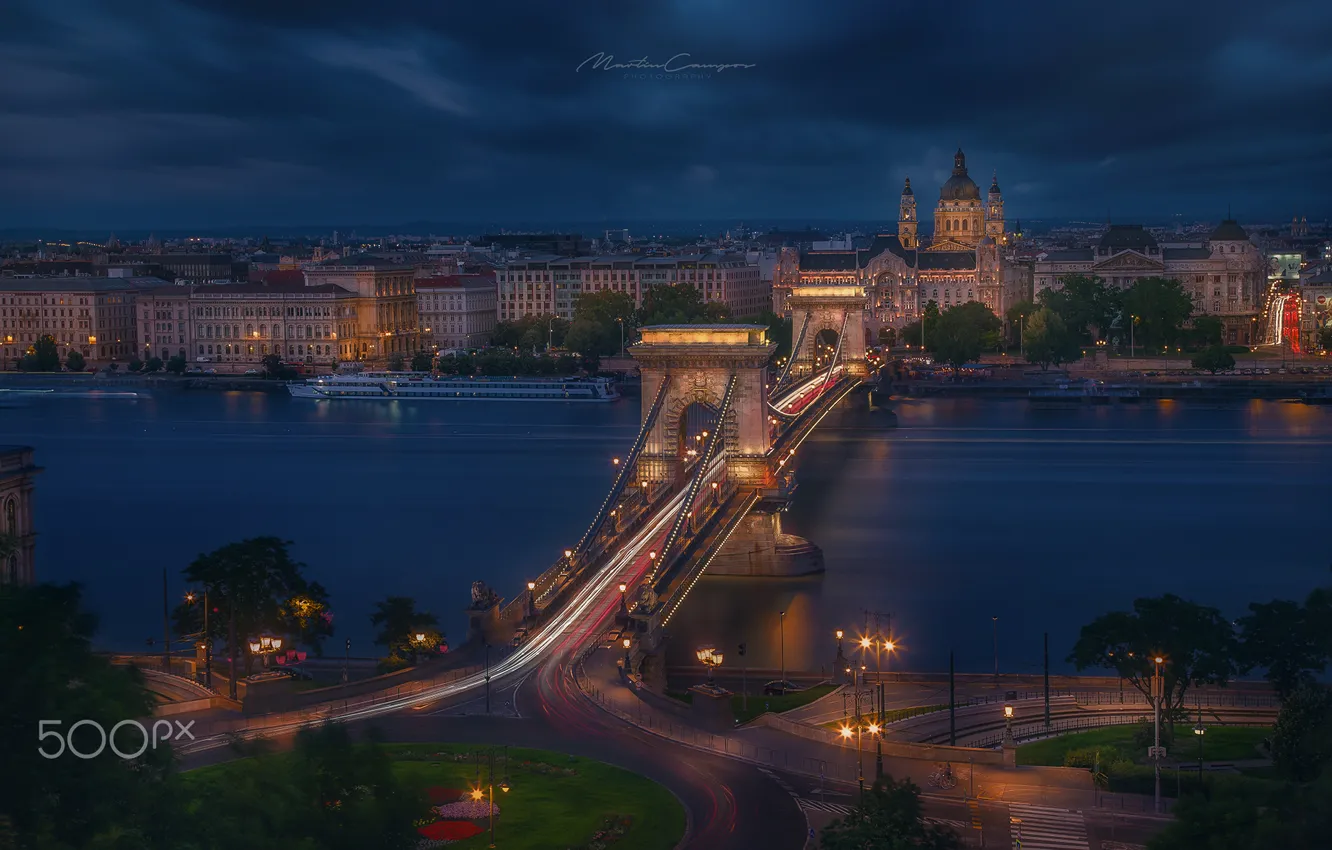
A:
[629,325,776,487]
[786,284,869,378]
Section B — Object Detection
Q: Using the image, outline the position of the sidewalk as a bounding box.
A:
[577,644,1167,815]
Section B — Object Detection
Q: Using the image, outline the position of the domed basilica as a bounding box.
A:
[788,148,1019,330]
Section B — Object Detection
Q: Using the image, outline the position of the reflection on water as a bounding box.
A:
[3,391,1329,672]
[668,398,1332,675]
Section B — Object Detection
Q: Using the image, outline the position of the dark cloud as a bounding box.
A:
[2,0,1330,229]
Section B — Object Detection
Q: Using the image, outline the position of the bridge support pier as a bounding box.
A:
[707,509,824,577]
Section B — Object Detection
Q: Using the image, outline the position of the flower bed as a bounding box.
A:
[417,819,483,844]
[433,800,500,819]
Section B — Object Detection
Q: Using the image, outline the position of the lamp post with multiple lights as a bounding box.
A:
[184,589,211,688]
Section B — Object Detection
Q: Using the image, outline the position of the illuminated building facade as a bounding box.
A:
[0,445,39,585]
[1034,221,1265,345]
[0,277,149,367]
[496,253,768,322]
[417,273,497,350]
[788,149,1013,332]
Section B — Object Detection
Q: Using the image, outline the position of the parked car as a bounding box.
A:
[203,368,217,375]
[185,367,203,375]
[762,680,802,696]
[274,666,314,681]
[243,369,261,376]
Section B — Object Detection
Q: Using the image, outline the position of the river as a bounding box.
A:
[4,388,1328,674]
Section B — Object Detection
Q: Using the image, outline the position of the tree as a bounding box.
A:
[1189,315,1224,349]
[129,356,143,372]
[900,300,941,352]
[1149,774,1332,850]
[1240,598,1329,698]
[1023,307,1083,370]
[144,355,163,373]
[758,310,793,362]
[166,354,187,374]
[0,583,185,847]
[65,350,86,372]
[410,351,433,372]
[569,290,636,356]
[1068,594,1240,720]
[23,334,61,371]
[1192,345,1235,374]
[370,596,443,667]
[174,537,333,672]
[1038,274,1120,343]
[1121,277,1194,351]
[1270,683,1332,782]
[877,326,897,348]
[820,776,962,850]
[261,353,284,377]
[387,352,405,371]
[931,301,1001,369]
[189,724,427,850]
[639,282,729,326]
[1005,299,1037,346]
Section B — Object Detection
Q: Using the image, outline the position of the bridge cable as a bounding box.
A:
[772,311,811,394]
[571,374,673,557]
[647,373,739,584]
[821,308,851,391]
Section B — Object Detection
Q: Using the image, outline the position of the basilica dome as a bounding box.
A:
[939,148,980,201]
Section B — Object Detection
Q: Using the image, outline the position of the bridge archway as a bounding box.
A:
[629,325,776,487]
[787,285,869,378]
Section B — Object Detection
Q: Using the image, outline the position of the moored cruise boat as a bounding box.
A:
[287,372,620,401]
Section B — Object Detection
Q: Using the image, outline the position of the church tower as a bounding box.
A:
[985,172,1006,244]
[898,177,918,249]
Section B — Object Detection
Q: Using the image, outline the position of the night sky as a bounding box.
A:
[3,0,1330,230]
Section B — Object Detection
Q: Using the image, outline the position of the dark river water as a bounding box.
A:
[3,388,1328,674]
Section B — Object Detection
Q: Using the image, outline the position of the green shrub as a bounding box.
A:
[1063,746,1132,771]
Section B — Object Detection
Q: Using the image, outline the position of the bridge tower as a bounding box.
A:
[786,285,869,378]
[629,325,776,487]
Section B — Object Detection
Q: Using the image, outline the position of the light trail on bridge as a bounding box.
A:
[178,458,723,755]
[772,365,844,415]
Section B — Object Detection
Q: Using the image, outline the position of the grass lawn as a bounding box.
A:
[667,683,838,724]
[1017,724,1272,767]
[193,743,685,850]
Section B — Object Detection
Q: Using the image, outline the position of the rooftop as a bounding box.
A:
[416,274,495,290]
[183,282,354,296]
[0,276,164,293]
[315,253,412,270]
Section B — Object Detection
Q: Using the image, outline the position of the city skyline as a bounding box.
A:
[3,0,1331,229]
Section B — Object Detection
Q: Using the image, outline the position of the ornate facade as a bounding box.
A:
[0,446,39,585]
[1033,222,1265,345]
[790,148,1015,330]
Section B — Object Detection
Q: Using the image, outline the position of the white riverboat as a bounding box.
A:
[287,372,620,402]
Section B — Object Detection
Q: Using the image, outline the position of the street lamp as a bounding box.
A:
[618,582,628,614]
[527,581,537,619]
[1003,702,1015,746]
[185,589,211,688]
[622,637,632,671]
[1193,712,1206,781]
[696,647,723,685]
[1152,654,1166,814]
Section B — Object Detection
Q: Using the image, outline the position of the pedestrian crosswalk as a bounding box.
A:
[1007,803,1089,850]
[799,798,853,815]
